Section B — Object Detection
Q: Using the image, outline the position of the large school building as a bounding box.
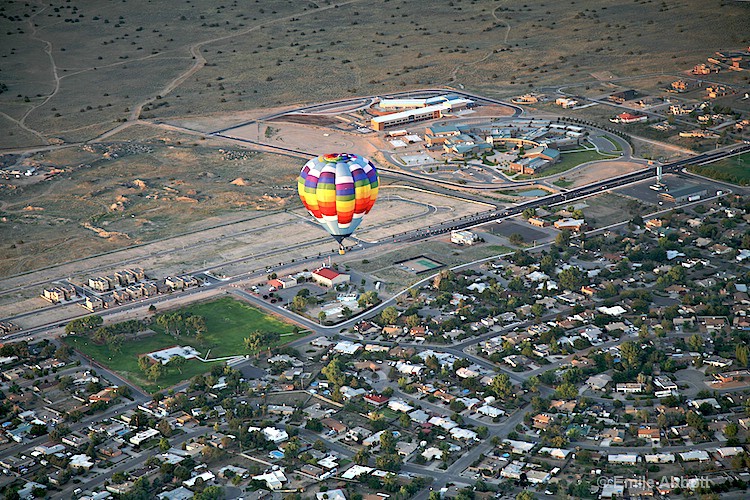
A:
[370,95,474,131]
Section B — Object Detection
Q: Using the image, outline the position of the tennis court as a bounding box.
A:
[396,256,444,274]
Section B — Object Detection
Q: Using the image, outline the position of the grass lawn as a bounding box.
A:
[531,149,618,178]
[688,152,750,186]
[553,178,574,188]
[603,135,623,152]
[64,296,307,392]
[64,333,223,393]
[150,296,306,357]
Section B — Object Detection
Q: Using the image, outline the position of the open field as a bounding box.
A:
[1,0,748,150]
[63,296,303,392]
[150,297,303,357]
[65,331,223,393]
[349,240,512,292]
[688,152,750,186]
[580,192,647,228]
[559,160,647,188]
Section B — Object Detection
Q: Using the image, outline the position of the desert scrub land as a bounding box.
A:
[1,0,749,149]
[0,133,301,276]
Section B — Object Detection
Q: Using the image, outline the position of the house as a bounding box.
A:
[477,404,505,418]
[312,267,350,287]
[533,413,553,430]
[263,427,289,443]
[364,394,389,407]
[538,447,571,460]
[62,432,91,448]
[332,341,362,356]
[553,218,585,232]
[600,428,625,443]
[130,428,160,446]
[70,454,95,471]
[645,453,675,464]
[616,383,644,394]
[89,386,118,403]
[638,427,661,445]
[555,97,579,108]
[586,373,612,391]
[653,376,678,392]
[600,484,625,499]
[608,454,638,465]
[679,450,710,462]
[610,112,647,124]
[320,418,347,435]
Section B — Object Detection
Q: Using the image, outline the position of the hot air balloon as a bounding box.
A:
[298,153,379,254]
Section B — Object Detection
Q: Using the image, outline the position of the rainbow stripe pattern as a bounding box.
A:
[298,153,379,241]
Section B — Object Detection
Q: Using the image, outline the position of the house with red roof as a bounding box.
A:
[610,112,648,124]
[364,394,390,407]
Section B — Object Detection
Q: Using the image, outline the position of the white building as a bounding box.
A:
[129,428,160,446]
[608,454,638,465]
[451,230,479,246]
[262,427,289,443]
[252,470,286,490]
[679,450,710,462]
[645,453,675,463]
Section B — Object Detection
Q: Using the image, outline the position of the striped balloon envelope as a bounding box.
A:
[298,153,379,253]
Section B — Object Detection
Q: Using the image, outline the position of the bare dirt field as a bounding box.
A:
[558,160,648,188]
[224,121,379,157]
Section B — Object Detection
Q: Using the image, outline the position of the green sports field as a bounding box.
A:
[64,297,307,392]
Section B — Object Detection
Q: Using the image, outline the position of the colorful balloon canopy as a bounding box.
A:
[298,153,379,246]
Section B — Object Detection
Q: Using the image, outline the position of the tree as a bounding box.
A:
[531,303,545,318]
[620,341,640,370]
[167,356,186,374]
[686,410,706,430]
[736,344,749,368]
[558,266,584,291]
[516,490,534,500]
[638,324,649,339]
[405,314,421,328]
[555,229,571,247]
[381,306,399,325]
[687,333,704,353]
[305,418,323,432]
[399,413,411,428]
[490,374,512,400]
[138,356,151,373]
[380,430,396,453]
[555,382,578,400]
[194,486,224,500]
[318,311,327,324]
[724,422,739,438]
[509,233,525,246]
[157,419,173,437]
[147,363,164,381]
[159,437,170,451]
[284,437,300,460]
[321,357,347,387]
[353,448,370,465]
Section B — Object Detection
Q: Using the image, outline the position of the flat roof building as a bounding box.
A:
[371,97,473,130]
